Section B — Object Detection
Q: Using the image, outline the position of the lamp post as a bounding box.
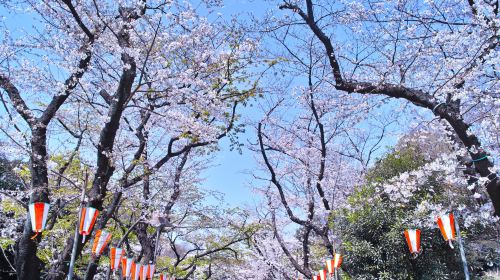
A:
[68,173,87,280]
[454,212,470,280]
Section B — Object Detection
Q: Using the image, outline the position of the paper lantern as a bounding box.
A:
[326,253,342,273]
[110,247,124,271]
[91,230,112,256]
[133,263,142,280]
[29,202,50,238]
[159,274,169,280]
[139,264,148,280]
[318,269,327,280]
[327,254,343,279]
[326,259,334,274]
[436,213,456,248]
[335,253,343,268]
[79,207,99,242]
[404,229,421,254]
[147,264,155,279]
[121,257,134,278]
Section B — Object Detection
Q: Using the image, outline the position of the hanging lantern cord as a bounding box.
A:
[432,102,445,113]
[472,155,488,162]
[448,239,454,249]
[30,232,39,240]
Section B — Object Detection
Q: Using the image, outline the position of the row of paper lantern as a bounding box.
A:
[111,247,173,280]
[310,254,343,280]
[305,212,457,280]
[28,203,459,279]
[29,202,175,279]
[404,212,457,255]
[29,202,99,241]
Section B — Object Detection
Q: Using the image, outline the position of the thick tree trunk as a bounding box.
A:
[136,223,156,262]
[47,14,138,278]
[82,192,122,280]
[1,3,94,276]
[15,219,43,280]
[15,127,50,280]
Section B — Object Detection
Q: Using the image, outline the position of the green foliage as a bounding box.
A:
[365,146,426,184]
[1,200,25,218]
[0,237,15,249]
[0,155,24,191]
[337,146,496,279]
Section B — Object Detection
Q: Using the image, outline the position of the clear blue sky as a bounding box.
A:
[0,0,398,208]
[198,0,271,208]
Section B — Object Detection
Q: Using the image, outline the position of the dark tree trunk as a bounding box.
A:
[0,4,95,276]
[15,219,43,280]
[82,192,123,280]
[83,257,98,280]
[15,127,50,280]
[47,10,139,277]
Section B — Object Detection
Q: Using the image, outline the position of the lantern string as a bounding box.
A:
[30,232,39,240]
[472,155,488,162]
[432,102,445,113]
[82,235,86,244]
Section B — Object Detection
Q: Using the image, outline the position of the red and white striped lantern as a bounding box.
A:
[79,207,99,242]
[404,229,421,255]
[334,253,342,268]
[159,274,168,280]
[147,264,155,279]
[326,253,342,274]
[436,213,456,248]
[91,230,112,256]
[109,247,124,271]
[130,263,142,280]
[121,257,134,279]
[318,269,327,280]
[133,263,143,280]
[139,264,148,280]
[29,202,50,238]
[327,259,334,275]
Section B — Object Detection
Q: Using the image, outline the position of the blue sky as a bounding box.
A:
[0,0,271,207]
[200,0,401,207]
[200,103,262,207]
[0,0,400,208]
[197,0,271,209]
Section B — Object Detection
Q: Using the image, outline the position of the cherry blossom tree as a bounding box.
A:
[0,0,258,279]
[251,69,391,278]
[243,0,499,278]
[274,0,499,215]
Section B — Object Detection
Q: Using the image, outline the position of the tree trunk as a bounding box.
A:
[82,192,123,280]
[15,127,49,280]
